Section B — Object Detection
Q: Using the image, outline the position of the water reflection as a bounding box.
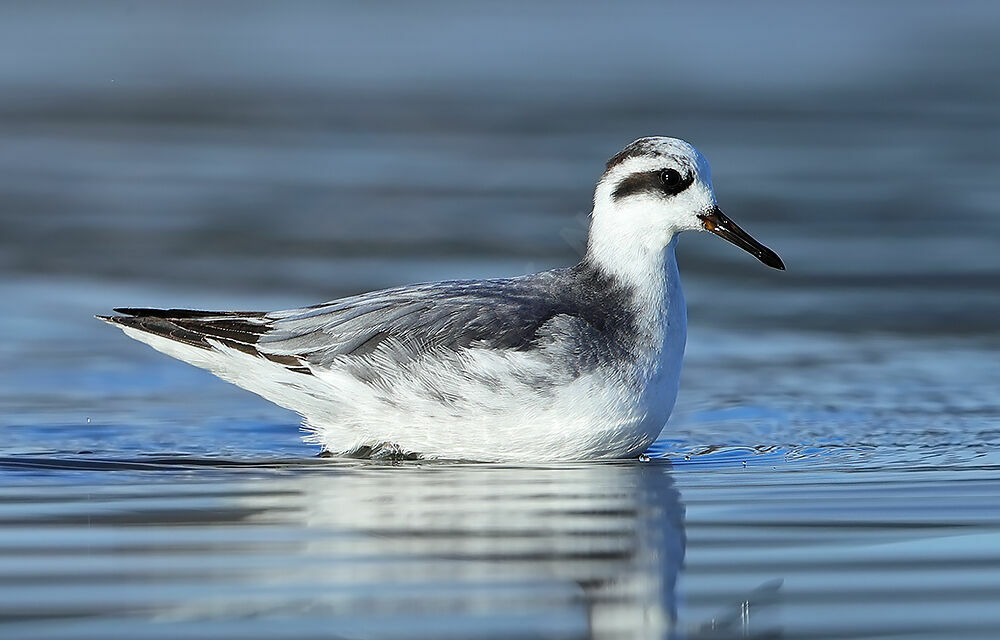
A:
[8,455,1000,639]
[0,459,687,639]
[247,461,685,639]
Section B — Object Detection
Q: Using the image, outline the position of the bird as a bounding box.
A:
[99,137,784,462]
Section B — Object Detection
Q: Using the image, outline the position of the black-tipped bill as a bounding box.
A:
[697,206,785,270]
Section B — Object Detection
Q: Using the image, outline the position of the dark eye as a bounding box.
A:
[659,168,683,188]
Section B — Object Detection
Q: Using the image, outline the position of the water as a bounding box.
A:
[2,1,1000,638]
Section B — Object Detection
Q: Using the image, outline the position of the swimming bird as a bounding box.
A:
[99,137,784,462]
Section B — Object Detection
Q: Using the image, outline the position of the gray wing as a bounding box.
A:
[259,270,597,369]
[104,269,604,376]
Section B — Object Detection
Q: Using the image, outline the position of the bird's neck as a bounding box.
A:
[583,190,686,301]
[576,236,682,382]
[584,231,679,310]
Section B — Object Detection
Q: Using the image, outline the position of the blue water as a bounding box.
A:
[2,1,1000,638]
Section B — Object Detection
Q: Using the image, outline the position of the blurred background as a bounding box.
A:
[1,2,999,638]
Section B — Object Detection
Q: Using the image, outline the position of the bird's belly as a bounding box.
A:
[304,348,669,461]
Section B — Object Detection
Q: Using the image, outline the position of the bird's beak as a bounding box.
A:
[697,206,785,270]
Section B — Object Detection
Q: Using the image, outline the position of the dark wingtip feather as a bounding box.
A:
[97,313,150,330]
[112,307,208,318]
[111,307,267,319]
[98,308,311,375]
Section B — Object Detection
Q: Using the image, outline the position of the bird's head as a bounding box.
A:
[588,137,784,272]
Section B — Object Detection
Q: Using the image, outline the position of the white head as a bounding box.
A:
[586,137,783,284]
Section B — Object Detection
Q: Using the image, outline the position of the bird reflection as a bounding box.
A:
[251,459,686,639]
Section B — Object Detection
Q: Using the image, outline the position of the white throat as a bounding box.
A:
[585,195,683,302]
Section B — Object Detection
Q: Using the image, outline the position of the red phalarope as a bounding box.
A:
[100,137,784,462]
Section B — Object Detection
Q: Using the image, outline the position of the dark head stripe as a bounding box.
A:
[612,170,694,201]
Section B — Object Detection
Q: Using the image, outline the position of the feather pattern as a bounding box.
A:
[261,264,638,369]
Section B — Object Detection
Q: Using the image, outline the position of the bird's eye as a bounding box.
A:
[659,169,683,188]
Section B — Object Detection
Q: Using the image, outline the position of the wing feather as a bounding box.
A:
[101,265,632,379]
[258,272,579,365]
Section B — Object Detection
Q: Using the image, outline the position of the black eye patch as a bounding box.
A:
[612,169,693,201]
